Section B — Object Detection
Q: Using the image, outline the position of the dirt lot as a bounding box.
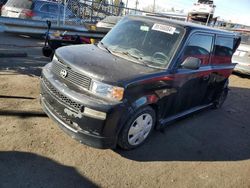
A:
[0,33,250,188]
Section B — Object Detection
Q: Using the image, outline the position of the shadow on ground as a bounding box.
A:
[0,56,48,77]
[0,151,98,188]
[0,33,50,77]
[116,86,250,162]
[0,110,47,118]
[233,72,250,79]
[0,95,35,99]
[0,95,46,118]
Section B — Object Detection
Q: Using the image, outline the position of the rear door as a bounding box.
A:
[208,36,238,100]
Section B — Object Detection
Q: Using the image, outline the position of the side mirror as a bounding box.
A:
[181,57,201,70]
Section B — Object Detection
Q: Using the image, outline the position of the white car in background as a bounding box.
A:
[1,0,32,19]
[233,30,250,76]
[189,0,216,21]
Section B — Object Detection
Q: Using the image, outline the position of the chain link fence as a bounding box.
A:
[63,0,147,23]
[0,0,189,28]
[1,0,150,26]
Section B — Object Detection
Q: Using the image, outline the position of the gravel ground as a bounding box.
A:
[0,33,250,188]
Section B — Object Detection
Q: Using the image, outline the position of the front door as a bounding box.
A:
[161,33,214,117]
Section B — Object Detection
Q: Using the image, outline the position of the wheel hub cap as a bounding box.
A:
[128,113,153,146]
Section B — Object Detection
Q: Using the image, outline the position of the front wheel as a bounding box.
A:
[118,106,156,150]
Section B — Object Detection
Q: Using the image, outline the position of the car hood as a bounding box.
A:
[55,44,158,84]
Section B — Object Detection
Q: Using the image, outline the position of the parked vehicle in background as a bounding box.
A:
[1,0,32,19]
[233,29,250,75]
[0,0,7,14]
[189,0,216,22]
[31,0,80,23]
[40,15,240,150]
[96,16,122,32]
[1,0,81,24]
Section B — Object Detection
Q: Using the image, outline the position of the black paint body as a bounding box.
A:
[40,16,240,149]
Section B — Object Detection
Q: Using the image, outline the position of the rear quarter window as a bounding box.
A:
[5,0,32,9]
[212,36,234,65]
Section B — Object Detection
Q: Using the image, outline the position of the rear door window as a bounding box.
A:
[181,34,213,66]
[212,36,234,65]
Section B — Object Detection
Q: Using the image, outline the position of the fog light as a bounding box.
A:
[83,107,106,120]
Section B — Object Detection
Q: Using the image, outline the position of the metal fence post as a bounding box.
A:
[91,0,94,22]
[63,0,67,25]
[206,13,211,26]
[57,1,60,26]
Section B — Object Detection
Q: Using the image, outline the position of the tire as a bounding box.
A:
[118,106,156,150]
[42,46,53,58]
[213,87,228,109]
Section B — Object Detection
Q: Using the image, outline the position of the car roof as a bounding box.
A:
[127,15,237,37]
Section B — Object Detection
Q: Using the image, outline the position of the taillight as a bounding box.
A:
[21,9,35,18]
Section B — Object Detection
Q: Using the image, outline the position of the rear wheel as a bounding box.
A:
[213,87,228,109]
[118,106,155,150]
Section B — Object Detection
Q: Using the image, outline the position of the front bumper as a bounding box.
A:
[40,63,130,149]
[41,95,116,148]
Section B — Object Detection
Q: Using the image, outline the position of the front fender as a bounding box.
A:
[130,94,159,111]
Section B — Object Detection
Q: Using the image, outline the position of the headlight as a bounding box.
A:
[91,81,124,101]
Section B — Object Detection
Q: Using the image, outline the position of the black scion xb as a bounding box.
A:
[40,15,240,150]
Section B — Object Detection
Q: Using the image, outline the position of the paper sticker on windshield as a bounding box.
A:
[152,24,176,34]
[140,25,149,31]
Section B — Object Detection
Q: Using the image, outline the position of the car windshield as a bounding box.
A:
[100,17,185,69]
[5,0,32,9]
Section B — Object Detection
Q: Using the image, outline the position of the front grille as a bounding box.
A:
[42,77,82,111]
[52,60,92,90]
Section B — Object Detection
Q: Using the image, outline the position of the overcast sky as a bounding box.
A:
[125,0,250,26]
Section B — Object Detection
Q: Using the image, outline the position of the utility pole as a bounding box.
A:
[153,0,155,13]
[125,0,128,15]
[135,0,139,13]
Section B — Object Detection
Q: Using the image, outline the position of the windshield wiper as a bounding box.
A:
[98,42,112,54]
[124,52,153,68]
[111,50,151,67]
